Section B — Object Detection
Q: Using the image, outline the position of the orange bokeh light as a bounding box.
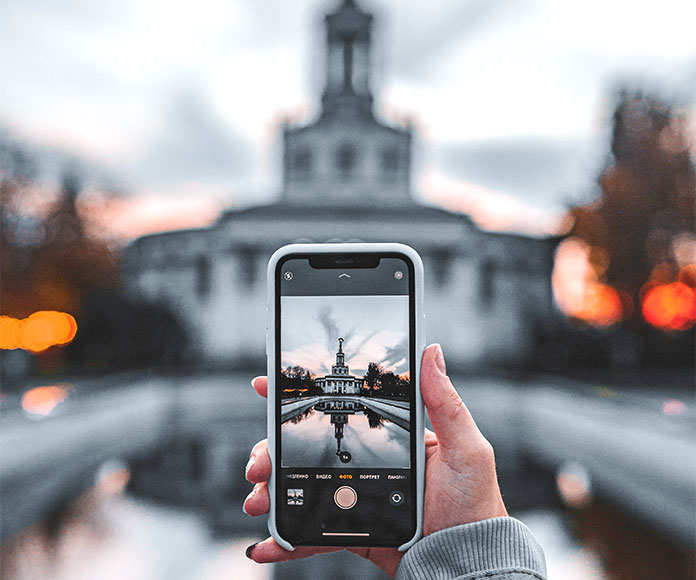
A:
[21,384,71,416]
[642,282,696,331]
[552,238,624,327]
[0,316,23,349]
[576,283,623,327]
[0,311,78,352]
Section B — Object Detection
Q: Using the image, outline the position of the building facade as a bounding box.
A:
[315,338,363,395]
[123,0,559,370]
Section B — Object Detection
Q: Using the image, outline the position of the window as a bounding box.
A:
[430,250,452,287]
[382,146,400,174]
[238,246,257,288]
[293,147,312,173]
[336,143,356,178]
[196,256,211,300]
[479,260,494,308]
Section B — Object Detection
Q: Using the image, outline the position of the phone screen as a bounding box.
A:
[274,253,417,546]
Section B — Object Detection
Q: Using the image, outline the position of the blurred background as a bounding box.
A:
[1,0,694,578]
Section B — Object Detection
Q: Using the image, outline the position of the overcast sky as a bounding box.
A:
[1,0,694,236]
[281,295,409,377]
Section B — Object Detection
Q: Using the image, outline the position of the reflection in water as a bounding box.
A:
[281,397,410,468]
[288,406,315,425]
[365,407,386,429]
[315,400,365,463]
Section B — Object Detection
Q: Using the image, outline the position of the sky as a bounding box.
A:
[1,0,694,238]
[281,295,409,377]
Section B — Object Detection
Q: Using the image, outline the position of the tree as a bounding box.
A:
[569,90,695,331]
[1,139,187,374]
[0,152,118,319]
[362,363,410,398]
[31,169,118,315]
[1,138,40,316]
[279,365,315,397]
[363,362,383,395]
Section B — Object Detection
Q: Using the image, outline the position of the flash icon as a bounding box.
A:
[284,272,293,281]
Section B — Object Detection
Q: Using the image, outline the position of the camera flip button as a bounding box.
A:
[389,491,405,506]
[334,486,358,510]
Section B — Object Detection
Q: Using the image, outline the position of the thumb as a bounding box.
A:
[420,344,484,452]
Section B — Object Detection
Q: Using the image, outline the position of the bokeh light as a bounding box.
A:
[0,311,77,352]
[641,281,696,331]
[552,237,624,327]
[0,316,23,349]
[21,384,72,417]
[557,461,593,509]
[662,399,686,416]
[576,284,624,327]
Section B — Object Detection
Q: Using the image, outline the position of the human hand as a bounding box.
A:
[243,343,508,577]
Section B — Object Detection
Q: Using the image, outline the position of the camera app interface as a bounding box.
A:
[276,256,415,546]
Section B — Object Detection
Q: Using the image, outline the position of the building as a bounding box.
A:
[124,0,559,370]
[315,338,363,395]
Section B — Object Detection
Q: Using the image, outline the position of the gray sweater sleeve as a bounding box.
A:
[395,517,547,580]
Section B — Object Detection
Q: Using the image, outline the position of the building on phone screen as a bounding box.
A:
[123,0,561,370]
[315,338,363,395]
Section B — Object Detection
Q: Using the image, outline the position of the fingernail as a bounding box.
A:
[245,455,255,480]
[242,487,257,515]
[434,344,447,375]
[251,376,262,389]
[245,542,258,559]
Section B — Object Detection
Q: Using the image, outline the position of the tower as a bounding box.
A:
[282,0,413,206]
[322,0,374,118]
[332,337,348,374]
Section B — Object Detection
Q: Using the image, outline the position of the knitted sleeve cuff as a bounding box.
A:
[396,517,547,580]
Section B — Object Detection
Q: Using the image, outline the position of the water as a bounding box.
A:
[281,402,410,468]
[2,488,267,580]
[2,487,604,580]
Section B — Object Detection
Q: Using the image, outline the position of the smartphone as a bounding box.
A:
[266,243,425,550]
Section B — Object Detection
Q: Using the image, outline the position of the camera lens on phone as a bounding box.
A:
[394,271,403,280]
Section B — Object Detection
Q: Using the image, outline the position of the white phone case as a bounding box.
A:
[266,243,425,551]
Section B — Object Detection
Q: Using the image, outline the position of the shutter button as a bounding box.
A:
[334,486,358,509]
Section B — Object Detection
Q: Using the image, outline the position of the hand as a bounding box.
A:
[243,344,508,578]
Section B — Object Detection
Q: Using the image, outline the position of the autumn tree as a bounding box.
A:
[0,142,118,319]
[0,139,40,316]
[569,90,695,332]
[1,140,189,374]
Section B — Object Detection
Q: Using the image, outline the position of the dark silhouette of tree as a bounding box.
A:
[363,362,383,395]
[364,408,386,429]
[288,407,314,424]
[362,363,410,398]
[279,365,316,398]
[569,90,695,330]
